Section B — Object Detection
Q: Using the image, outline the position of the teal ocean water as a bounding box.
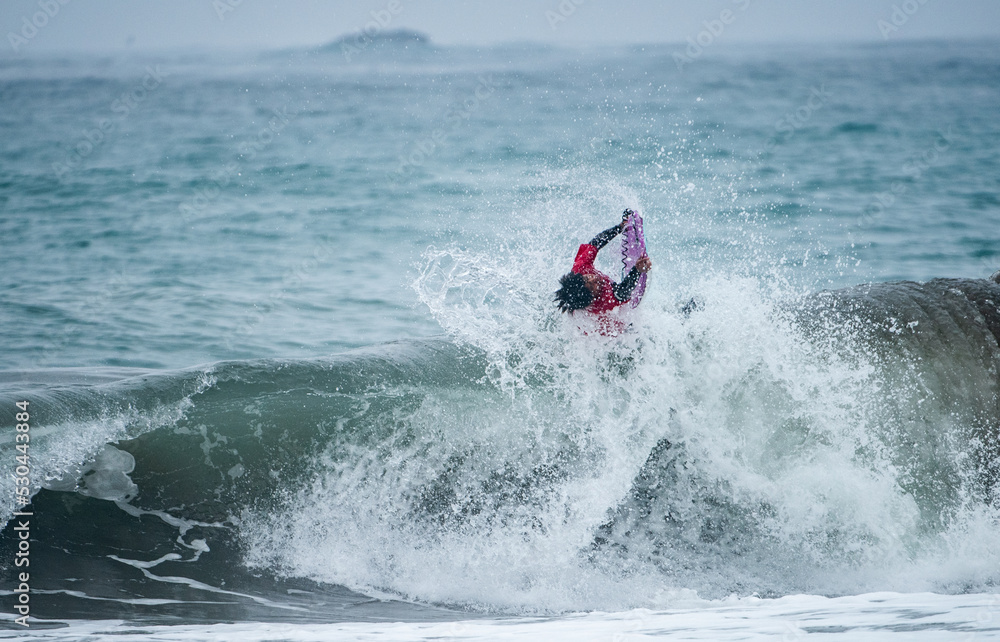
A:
[1,39,1000,638]
[3,39,998,370]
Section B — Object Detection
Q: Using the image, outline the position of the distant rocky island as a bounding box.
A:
[322,29,431,52]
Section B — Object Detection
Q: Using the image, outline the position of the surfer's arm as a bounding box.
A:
[613,266,642,302]
[588,225,622,251]
[613,256,652,302]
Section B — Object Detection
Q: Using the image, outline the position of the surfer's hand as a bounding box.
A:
[636,256,652,273]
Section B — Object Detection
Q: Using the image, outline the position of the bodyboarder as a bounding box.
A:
[554,209,651,333]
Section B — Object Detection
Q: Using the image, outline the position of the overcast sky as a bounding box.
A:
[3,0,999,55]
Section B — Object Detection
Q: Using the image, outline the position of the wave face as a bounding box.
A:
[2,278,1000,618]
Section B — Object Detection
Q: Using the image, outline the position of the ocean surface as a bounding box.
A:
[1,37,1000,640]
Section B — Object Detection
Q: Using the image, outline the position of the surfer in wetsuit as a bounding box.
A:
[555,209,652,317]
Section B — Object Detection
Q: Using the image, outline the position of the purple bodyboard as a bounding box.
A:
[621,212,647,308]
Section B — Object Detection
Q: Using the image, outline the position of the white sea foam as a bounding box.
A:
[2,592,997,641]
[242,180,1000,613]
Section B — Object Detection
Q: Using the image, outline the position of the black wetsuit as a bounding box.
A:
[588,224,643,303]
